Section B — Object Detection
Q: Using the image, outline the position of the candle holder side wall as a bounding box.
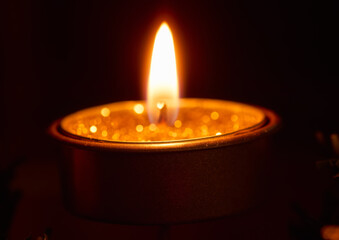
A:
[59,137,271,225]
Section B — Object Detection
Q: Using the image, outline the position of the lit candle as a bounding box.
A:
[50,22,280,224]
[60,22,266,143]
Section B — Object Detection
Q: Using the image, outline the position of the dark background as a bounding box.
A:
[1,0,338,239]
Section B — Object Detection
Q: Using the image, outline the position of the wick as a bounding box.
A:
[157,101,167,124]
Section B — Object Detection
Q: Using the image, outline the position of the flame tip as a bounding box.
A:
[158,22,171,32]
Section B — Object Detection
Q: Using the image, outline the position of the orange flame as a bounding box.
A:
[147,22,179,125]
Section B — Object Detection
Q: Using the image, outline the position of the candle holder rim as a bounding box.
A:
[49,103,280,153]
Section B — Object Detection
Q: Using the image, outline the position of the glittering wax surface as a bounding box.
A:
[61,99,265,142]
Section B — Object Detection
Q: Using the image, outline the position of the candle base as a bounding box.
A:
[49,104,280,224]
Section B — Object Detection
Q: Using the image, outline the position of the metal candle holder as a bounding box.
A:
[49,99,280,225]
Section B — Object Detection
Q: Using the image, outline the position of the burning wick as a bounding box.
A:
[157,102,167,124]
[147,22,179,126]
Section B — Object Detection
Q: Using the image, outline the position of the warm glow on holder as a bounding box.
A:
[147,22,179,126]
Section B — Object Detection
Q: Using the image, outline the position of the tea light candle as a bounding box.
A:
[61,99,265,142]
[50,22,280,224]
[60,23,265,143]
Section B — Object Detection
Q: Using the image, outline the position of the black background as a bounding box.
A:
[1,0,338,239]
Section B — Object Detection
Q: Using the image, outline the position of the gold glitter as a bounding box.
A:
[201,125,208,136]
[174,120,182,128]
[133,104,144,114]
[185,128,193,135]
[136,124,144,132]
[101,130,108,137]
[61,99,265,142]
[231,114,238,122]
[211,111,219,120]
[77,128,82,135]
[149,123,157,131]
[112,132,120,140]
[168,131,177,137]
[90,125,97,133]
[101,108,110,117]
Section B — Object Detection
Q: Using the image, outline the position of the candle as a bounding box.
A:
[50,22,280,224]
[61,99,265,142]
[60,22,265,143]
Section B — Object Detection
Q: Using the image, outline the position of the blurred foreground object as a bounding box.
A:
[317,132,339,240]
[322,225,339,240]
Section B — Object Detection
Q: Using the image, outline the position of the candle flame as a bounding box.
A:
[147,22,179,125]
